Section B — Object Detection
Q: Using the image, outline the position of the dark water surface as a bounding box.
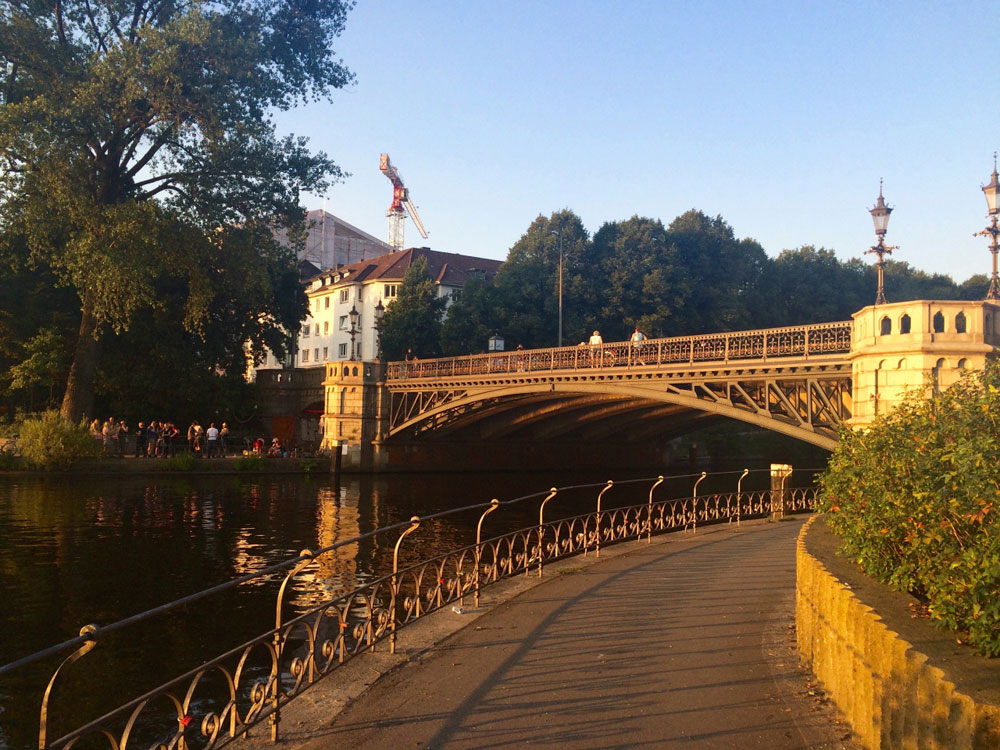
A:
[0,466,796,749]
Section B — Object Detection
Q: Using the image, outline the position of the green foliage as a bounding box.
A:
[380,256,448,360]
[235,456,266,472]
[820,365,1000,656]
[0,0,353,419]
[440,276,499,355]
[162,454,199,472]
[299,458,318,472]
[16,411,101,470]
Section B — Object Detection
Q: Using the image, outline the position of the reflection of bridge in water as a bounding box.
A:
[386,321,854,450]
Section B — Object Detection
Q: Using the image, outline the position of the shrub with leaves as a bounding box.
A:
[820,364,1000,656]
[16,411,101,470]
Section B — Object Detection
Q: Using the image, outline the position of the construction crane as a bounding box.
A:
[379,153,428,252]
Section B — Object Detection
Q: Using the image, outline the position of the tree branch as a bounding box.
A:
[54,0,68,45]
[82,0,109,54]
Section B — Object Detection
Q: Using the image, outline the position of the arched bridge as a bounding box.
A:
[384,321,854,450]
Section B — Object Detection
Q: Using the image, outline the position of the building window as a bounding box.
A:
[340,289,349,303]
[339,315,348,330]
[302,349,309,362]
[314,348,319,361]
[338,343,347,357]
[900,314,911,334]
[323,321,329,335]
[323,347,329,360]
[933,311,945,333]
[956,312,967,333]
[303,325,310,337]
[880,316,891,336]
[324,297,330,309]
[384,284,398,298]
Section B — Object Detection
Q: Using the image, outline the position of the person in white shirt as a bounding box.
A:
[630,327,647,365]
[206,423,220,458]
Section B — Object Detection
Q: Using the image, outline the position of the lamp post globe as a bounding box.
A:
[348,304,360,361]
[866,180,895,305]
[977,154,1000,300]
[373,299,386,361]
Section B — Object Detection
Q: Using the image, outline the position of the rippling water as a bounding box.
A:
[0,466,791,750]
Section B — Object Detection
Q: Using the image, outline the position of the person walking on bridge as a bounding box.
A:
[630,326,647,365]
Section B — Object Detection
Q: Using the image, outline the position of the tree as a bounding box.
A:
[493,210,589,348]
[0,0,354,420]
[768,246,871,326]
[440,276,499,355]
[586,215,675,341]
[379,257,447,361]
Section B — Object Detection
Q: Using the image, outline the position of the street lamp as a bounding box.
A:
[373,299,386,361]
[549,229,564,347]
[976,154,1000,300]
[866,180,896,305]
[348,304,360,361]
[488,332,504,352]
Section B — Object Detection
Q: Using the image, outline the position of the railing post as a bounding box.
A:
[38,624,101,750]
[271,549,315,742]
[733,468,749,526]
[647,476,664,543]
[689,472,707,533]
[537,488,558,577]
[390,517,421,654]
[475,500,500,607]
[595,480,613,557]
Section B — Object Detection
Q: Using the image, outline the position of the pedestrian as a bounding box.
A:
[146,421,159,457]
[206,422,219,458]
[161,422,178,457]
[186,421,198,454]
[102,418,115,454]
[630,326,647,365]
[134,421,147,458]
[219,422,229,457]
[116,420,129,458]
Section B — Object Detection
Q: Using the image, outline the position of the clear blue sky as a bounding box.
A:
[273,1,1000,284]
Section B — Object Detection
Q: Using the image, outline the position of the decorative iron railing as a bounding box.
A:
[0,471,819,750]
[386,320,853,380]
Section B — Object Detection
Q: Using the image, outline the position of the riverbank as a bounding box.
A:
[0,454,329,475]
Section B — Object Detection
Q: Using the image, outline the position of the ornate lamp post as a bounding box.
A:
[866,180,895,305]
[348,304,360,361]
[549,229,564,347]
[373,299,386,360]
[976,154,1000,300]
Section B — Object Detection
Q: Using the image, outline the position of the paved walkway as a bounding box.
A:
[302,517,855,750]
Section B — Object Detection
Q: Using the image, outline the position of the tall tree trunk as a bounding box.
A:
[60,302,101,422]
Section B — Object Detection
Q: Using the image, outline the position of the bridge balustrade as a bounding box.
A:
[387,321,853,380]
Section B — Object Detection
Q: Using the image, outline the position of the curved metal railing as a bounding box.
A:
[386,320,853,380]
[1,470,819,750]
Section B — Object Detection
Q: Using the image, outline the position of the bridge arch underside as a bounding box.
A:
[387,372,850,451]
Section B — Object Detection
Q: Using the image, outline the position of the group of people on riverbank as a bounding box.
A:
[89,418,230,458]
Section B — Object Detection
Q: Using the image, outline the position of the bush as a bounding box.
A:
[16,411,101,470]
[162,454,198,472]
[235,456,266,472]
[820,364,1000,656]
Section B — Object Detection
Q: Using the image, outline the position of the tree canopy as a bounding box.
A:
[0,0,355,420]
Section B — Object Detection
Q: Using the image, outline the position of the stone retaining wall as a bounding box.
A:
[795,516,1000,749]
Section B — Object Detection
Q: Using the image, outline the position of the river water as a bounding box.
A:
[0,465,813,749]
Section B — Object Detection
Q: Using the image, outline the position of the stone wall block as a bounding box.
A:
[795,518,999,750]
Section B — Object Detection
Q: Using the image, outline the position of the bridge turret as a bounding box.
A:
[847,299,1000,426]
[321,360,388,470]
